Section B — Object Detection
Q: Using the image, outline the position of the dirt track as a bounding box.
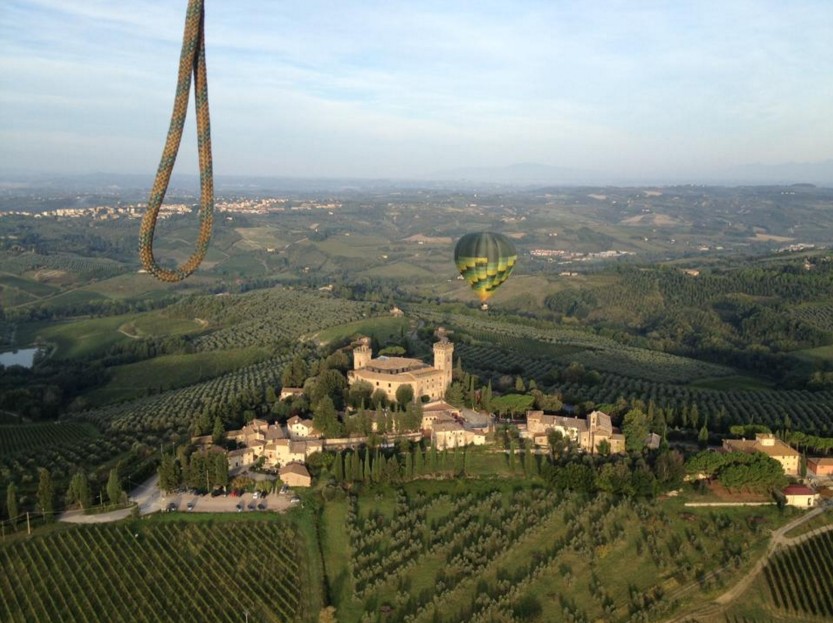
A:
[662,502,832,623]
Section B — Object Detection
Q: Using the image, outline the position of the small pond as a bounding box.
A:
[0,347,40,368]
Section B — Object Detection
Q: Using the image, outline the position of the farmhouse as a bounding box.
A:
[227,419,286,446]
[348,334,454,403]
[279,462,312,488]
[421,400,458,431]
[783,484,819,508]
[722,433,800,476]
[228,447,255,469]
[432,420,487,450]
[525,410,626,454]
[807,457,833,478]
[286,416,317,439]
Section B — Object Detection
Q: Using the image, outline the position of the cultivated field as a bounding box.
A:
[321,482,793,623]
[0,518,311,623]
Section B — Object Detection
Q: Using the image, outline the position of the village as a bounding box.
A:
[177,330,832,510]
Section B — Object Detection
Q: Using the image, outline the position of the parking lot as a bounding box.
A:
[160,490,294,514]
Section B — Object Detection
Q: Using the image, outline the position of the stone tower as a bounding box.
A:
[433,333,454,392]
[353,337,372,370]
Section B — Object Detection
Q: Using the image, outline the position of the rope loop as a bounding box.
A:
[139,0,213,282]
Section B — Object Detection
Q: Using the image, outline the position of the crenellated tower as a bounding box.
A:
[353,337,372,370]
[433,332,454,393]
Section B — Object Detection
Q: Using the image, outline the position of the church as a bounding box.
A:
[347,334,454,403]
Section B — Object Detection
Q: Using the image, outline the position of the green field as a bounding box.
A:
[795,344,833,364]
[312,316,410,346]
[16,312,208,359]
[86,347,272,405]
[17,316,133,358]
[0,274,59,297]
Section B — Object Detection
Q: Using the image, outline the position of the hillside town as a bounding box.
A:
[180,330,828,509]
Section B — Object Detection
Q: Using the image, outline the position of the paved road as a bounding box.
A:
[60,507,134,524]
[59,474,292,523]
[130,475,164,514]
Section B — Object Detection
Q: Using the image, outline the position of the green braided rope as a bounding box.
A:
[139,0,214,282]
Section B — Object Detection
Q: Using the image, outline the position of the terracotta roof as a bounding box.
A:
[424,400,458,412]
[365,356,428,372]
[784,485,816,496]
[433,421,464,432]
[725,438,800,458]
[279,462,310,477]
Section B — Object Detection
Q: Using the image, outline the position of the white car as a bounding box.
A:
[253,491,259,499]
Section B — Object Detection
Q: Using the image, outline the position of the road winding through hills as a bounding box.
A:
[663,501,832,623]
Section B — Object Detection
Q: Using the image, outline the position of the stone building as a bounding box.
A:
[347,334,454,403]
[526,410,627,454]
[722,433,800,476]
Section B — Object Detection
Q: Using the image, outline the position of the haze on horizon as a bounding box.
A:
[1,0,832,184]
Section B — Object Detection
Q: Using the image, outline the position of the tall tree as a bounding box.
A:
[67,471,91,509]
[348,380,374,408]
[313,396,343,438]
[444,382,464,406]
[213,453,229,489]
[212,416,225,445]
[37,468,54,517]
[106,466,123,506]
[623,408,649,453]
[6,482,18,528]
[698,423,709,449]
[158,454,182,493]
[370,388,388,409]
[395,384,414,408]
[281,355,309,388]
[481,380,493,413]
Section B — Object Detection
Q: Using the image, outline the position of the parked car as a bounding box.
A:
[166,502,177,512]
[253,491,259,500]
[235,503,243,512]
[257,503,266,510]
[186,503,194,512]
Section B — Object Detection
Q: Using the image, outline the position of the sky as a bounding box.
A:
[1,0,832,182]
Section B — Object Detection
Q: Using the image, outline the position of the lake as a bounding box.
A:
[0,347,39,368]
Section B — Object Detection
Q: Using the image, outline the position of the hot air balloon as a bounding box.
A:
[454,232,518,303]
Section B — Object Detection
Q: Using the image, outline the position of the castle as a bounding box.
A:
[347,334,454,403]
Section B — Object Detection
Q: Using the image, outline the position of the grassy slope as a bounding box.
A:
[86,347,272,405]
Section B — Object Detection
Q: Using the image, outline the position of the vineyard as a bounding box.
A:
[413,309,833,435]
[0,519,307,623]
[763,530,833,620]
[415,308,737,383]
[0,422,98,456]
[0,353,300,488]
[165,287,382,351]
[323,482,787,623]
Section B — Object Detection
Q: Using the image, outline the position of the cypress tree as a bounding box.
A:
[6,482,18,528]
[107,466,123,506]
[37,468,54,518]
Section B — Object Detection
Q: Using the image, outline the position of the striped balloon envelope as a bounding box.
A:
[453,232,518,302]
